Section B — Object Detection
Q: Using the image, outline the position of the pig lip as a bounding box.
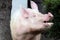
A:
[44,18,53,23]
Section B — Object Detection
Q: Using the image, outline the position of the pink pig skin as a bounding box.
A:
[10,1,53,40]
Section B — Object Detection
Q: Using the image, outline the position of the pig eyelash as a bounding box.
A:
[33,15,36,17]
[25,17,29,19]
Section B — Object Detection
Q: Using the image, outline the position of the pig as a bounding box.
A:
[10,1,53,40]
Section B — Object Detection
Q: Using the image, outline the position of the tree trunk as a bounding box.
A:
[0,0,12,40]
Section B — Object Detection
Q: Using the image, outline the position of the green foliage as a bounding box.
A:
[43,0,60,5]
[42,0,60,39]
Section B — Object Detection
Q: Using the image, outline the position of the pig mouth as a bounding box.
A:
[44,21,52,23]
[43,18,53,23]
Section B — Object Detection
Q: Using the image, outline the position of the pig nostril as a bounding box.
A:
[49,15,54,20]
[49,17,54,21]
[49,16,53,18]
[48,12,53,18]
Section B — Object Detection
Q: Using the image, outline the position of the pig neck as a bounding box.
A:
[12,18,42,40]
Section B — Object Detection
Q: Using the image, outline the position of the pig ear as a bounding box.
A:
[21,8,29,18]
[31,1,38,10]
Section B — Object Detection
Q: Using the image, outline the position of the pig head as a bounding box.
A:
[10,1,53,40]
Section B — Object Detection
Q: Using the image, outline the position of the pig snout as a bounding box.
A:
[48,12,53,20]
[43,12,53,21]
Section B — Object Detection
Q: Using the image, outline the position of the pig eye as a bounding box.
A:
[25,17,29,19]
[33,15,36,17]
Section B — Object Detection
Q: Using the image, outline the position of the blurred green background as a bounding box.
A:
[42,0,60,39]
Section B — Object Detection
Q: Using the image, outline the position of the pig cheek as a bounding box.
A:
[15,26,23,33]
